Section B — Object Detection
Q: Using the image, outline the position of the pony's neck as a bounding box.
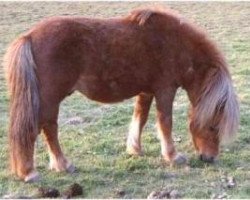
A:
[181,64,212,107]
[178,33,226,107]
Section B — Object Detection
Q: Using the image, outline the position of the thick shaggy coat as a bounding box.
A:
[4,7,239,182]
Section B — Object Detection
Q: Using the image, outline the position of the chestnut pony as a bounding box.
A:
[4,7,239,182]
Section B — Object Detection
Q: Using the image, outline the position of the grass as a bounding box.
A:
[0,1,249,198]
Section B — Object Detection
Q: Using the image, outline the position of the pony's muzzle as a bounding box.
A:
[199,154,215,163]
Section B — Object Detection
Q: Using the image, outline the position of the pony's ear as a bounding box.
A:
[129,9,156,26]
[129,7,167,26]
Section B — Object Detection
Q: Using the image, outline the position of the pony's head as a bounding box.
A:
[189,106,220,162]
[188,67,239,163]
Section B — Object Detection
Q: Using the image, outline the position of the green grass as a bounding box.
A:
[0,2,249,198]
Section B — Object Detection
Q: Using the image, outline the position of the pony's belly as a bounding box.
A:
[74,75,139,103]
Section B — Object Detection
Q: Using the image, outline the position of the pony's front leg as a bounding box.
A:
[43,122,75,173]
[155,88,187,165]
[126,93,153,156]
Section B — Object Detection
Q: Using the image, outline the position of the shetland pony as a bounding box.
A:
[4,7,239,182]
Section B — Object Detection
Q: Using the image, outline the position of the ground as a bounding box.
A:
[0,2,249,199]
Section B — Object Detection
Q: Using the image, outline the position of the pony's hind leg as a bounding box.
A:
[41,104,75,173]
[43,123,75,173]
[155,87,187,165]
[127,93,153,155]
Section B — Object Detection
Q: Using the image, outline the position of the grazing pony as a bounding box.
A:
[4,7,239,182]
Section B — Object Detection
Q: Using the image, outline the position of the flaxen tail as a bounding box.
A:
[4,35,39,176]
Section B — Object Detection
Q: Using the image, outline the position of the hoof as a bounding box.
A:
[126,145,143,156]
[164,153,187,166]
[49,158,75,173]
[171,153,187,166]
[24,171,40,183]
[66,163,76,174]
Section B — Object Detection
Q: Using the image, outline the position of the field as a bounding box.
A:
[0,1,249,199]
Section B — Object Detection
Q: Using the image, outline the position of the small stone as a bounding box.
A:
[227,176,236,188]
[224,148,230,152]
[169,189,180,199]
[2,194,31,199]
[147,191,159,199]
[220,175,227,183]
[210,182,216,187]
[184,165,191,172]
[147,188,174,199]
[236,167,244,170]
[3,194,14,199]
[174,137,182,142]
[66,117,83,125]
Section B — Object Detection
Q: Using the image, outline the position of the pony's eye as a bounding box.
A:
[209,126,218,132]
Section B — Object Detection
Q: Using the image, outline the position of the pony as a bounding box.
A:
[4,7,239,182]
